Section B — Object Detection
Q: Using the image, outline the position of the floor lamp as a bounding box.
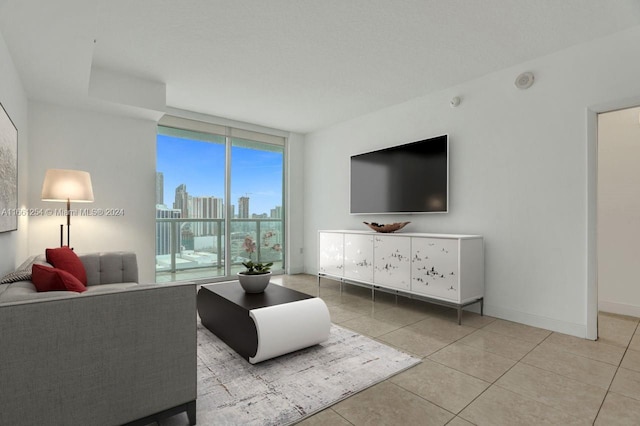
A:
[41,169,94,247]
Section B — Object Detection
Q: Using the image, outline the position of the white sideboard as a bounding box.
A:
[318,230,484,324]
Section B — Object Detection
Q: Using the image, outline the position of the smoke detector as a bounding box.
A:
[515,72,535,90]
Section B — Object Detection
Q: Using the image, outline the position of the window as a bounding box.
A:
[155,117,285,282]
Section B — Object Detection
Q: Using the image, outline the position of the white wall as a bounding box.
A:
[304,25,640,338]
[286,132,305,274]
[598,106,640,316]
[27,101,157,283]
[0,29,28,276]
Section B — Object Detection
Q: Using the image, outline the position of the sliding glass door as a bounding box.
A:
[155,119,285,283]
[229,137,284,275]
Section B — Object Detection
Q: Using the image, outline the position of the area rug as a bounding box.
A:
[182,322,420,425]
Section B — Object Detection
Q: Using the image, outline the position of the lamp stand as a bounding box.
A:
[66,198,71,248]
[59,199,71,248]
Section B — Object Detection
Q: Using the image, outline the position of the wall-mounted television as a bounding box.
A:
[350,134,448,214]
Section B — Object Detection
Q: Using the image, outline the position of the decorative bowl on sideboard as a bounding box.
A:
[363,221,410,233]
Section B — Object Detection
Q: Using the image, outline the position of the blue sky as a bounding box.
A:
[157,134,283,216]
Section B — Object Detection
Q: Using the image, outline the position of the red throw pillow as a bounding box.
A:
[46,246,87,285]
[32,264,86,293]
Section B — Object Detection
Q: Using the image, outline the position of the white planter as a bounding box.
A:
[237,271,272,293]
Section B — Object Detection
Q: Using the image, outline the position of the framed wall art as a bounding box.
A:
[0,102,18,233]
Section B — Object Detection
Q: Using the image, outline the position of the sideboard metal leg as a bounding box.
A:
[457,307,462,325]
[480,298,484,316]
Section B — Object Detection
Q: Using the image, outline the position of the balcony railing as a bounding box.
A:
[155,217,284,282]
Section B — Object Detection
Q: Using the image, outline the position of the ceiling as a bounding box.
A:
[1,1,639,134]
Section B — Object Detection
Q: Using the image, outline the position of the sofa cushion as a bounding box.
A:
[46,247,87,285]
[0,281,84,303]
[81,252,138,285]
[32,265,87,293]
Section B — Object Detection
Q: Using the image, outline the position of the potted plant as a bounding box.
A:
[238,235,273,293]
[237,260,273,293]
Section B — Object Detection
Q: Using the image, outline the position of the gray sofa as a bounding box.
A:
[0,252,197,426]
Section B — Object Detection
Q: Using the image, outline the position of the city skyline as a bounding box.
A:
[157,134,283,216]
[155,177,282,220]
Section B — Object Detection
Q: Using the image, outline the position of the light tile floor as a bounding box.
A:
[159,273,640,425]
[271,274,640,426]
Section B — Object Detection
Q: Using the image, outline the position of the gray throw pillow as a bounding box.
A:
[0,269,32,284]
[0,255,53,284]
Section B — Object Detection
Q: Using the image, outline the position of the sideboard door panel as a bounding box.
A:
[373,235,411,290]
[411,238,459,301]
[344,233,374,282]
[318,232,344,277]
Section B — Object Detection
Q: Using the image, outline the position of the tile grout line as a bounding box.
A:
[592,317,640,424]
[381,380,459,423]
[517,334,622,388]
[388,321,503,422]
[448,328,591,425]
[327,407,356,426]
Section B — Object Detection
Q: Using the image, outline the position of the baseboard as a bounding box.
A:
[599,300,640,318]
[286,266,305,275]
[484,304,588,339]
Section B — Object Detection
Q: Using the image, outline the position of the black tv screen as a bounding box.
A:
[350,135,448,214]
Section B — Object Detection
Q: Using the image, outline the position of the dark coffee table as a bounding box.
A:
[197,282,331,364]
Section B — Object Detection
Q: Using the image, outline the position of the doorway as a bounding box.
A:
[587,102,640,340]
[597,107,640,318]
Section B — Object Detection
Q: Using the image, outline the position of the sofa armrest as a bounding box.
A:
[80,251,139,285]
[0,282,196,426]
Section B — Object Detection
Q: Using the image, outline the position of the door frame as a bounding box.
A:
[586,95,640,340]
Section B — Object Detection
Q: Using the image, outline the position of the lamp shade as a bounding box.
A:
[41,169,94,202]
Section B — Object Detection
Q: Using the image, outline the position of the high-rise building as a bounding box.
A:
[191,196,224,236]
[155,204,182,256]
[270,206,282,218]
[238,196,250,219]
[155,172,164,204]
[213,197,224,218]
[173,184,189,218]
[180,223,195,251]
